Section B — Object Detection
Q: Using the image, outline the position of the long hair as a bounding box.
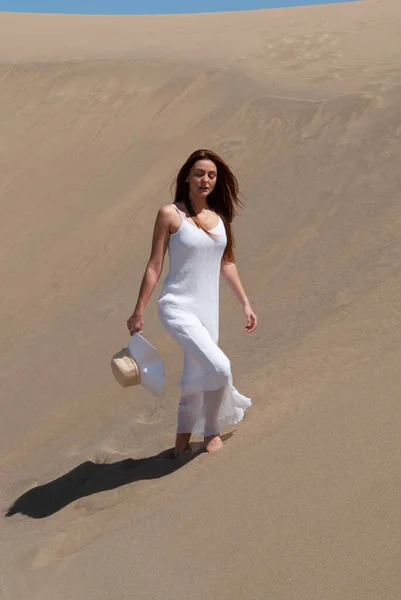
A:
[171,149,245,263]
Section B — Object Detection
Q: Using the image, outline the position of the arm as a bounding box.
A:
[220,259,258,333]
[127,206,172,334]
[220,260,250,307]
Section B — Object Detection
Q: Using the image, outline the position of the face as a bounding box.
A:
[186,159,217,199]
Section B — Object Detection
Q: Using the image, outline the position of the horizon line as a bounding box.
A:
[0,0,360,17]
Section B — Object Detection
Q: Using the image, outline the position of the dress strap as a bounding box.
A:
[171,203,184,222]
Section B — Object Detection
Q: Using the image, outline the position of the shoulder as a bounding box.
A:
[154,204,181,235]
[156,204,176,222]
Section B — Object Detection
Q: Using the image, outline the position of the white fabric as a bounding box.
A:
[127,332,164,396]
[158,204,251,436]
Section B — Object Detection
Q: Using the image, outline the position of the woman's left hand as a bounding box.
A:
[244,303,257,333]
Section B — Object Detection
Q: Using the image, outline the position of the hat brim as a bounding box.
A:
[128,333,165,397]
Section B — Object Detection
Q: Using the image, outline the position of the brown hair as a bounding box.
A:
[171,149,245,263]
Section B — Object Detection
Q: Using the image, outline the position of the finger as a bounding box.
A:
[246,317,257,333]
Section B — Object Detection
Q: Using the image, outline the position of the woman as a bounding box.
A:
[127,149,257,457]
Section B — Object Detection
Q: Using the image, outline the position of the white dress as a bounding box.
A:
[158,204,251,436]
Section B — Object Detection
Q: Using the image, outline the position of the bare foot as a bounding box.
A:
[174,433,192,458]
[204,435,224,453]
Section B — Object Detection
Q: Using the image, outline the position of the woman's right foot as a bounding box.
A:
[174,433,192,458]
[173,445,192,458]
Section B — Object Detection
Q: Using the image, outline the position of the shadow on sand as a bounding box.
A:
[5,443,211,519]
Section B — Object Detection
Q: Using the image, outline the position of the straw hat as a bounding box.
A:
[110,332,164,397]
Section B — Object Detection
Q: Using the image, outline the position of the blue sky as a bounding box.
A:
[0,0,358,15]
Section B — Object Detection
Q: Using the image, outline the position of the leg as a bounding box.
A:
[174,392,202,458]
[158,304,232,394]
[204,386,226,453]
[159,304,240,451]
[174,433,192,458]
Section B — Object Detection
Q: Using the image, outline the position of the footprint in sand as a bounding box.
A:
[31,526,104,568]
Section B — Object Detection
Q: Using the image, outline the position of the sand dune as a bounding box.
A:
[1,1,401,598]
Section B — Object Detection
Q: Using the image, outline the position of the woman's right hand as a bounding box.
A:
[126,309,144,336]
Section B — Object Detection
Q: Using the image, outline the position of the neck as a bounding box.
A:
[188,192,209,215]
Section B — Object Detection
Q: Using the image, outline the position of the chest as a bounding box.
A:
[169,221,227,254]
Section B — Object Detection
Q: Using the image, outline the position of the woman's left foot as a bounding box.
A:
[204,435,224,453]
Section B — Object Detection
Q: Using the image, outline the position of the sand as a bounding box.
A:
[1,0,401,598]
